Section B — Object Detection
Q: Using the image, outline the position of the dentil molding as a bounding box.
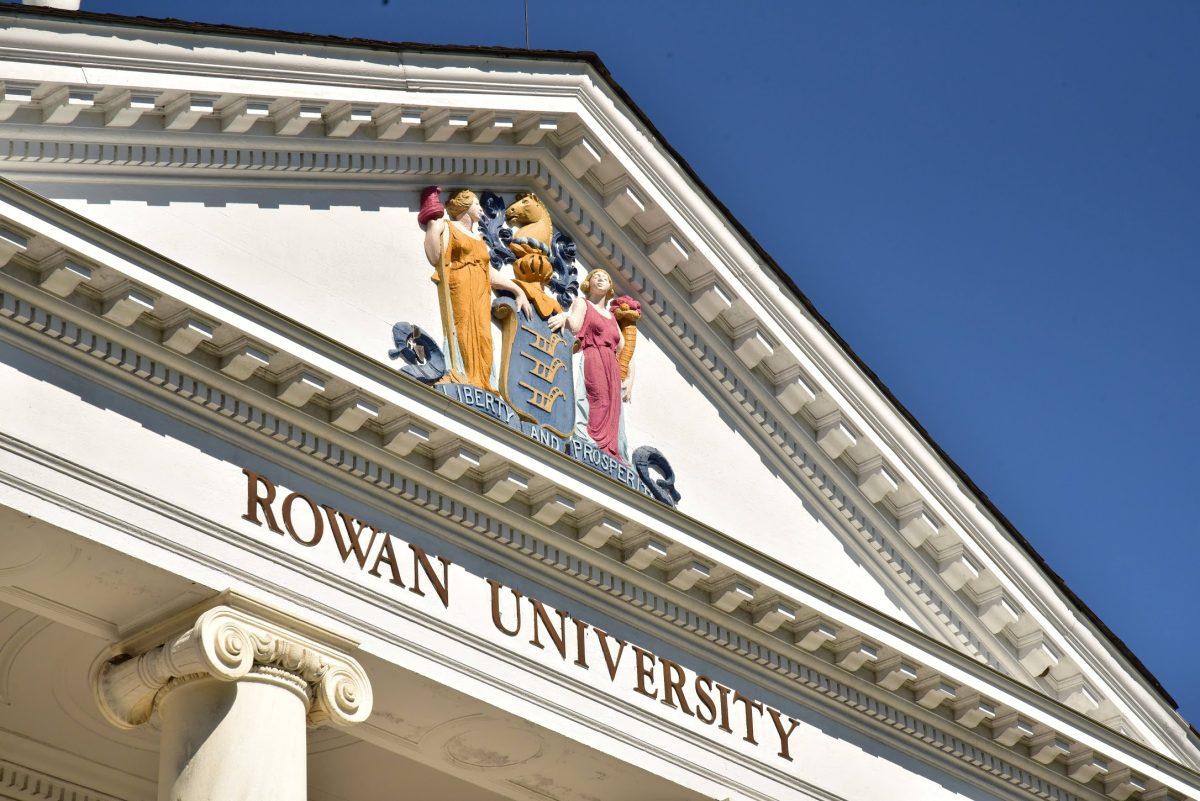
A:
[0,758,125,801]
[0,17,1187,764]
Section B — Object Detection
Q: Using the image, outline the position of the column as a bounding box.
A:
[93,601,373,801]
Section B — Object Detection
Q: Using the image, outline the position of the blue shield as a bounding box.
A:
[493,296,576,437]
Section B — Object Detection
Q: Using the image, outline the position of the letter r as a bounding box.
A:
[242,469,283,534]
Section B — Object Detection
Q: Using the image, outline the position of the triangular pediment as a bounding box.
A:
[0,4,1195,771]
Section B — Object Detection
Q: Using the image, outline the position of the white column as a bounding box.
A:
[93,602,372,801]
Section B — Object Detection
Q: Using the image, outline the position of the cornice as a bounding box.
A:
[0,14,1191,767]
[0,129,1159,750]
[554,43,1198,767]
[0,89,1128,719]
[0,205,1194,801]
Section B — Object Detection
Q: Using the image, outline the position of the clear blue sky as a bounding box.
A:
[79,0,1200,722]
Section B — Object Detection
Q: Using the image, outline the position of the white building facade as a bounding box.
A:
[0,5,1195,801]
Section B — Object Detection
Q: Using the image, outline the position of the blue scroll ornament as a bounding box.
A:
[479,191,516,269]
[388,322,447,384]
[549,231,580,310]
[633,446,681,507]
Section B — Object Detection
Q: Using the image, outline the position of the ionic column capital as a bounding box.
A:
[93,602,372,730]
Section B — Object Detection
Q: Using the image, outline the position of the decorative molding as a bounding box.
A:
[0,428,1178,801]
[0,728,142,801]
[0,279,1194,801]
[0,586,116,641]
[0,759,126,801]
[0,609,48,705]
[93,600,372,730]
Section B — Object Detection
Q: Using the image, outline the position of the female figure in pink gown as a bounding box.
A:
[548,269,631,459]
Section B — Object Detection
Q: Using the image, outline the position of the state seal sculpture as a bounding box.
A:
[391,186,680,507]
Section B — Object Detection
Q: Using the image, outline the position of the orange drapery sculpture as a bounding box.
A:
[431,222,495,390]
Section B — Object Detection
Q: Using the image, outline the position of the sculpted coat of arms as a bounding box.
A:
[389,186,680,507]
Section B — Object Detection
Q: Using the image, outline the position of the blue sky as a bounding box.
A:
[79,1,1200,721]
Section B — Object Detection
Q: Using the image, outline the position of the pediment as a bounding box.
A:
[0,5,1196,772]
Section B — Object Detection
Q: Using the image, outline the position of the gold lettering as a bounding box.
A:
[694,676,718,725]
[660,658,694,716]
[518,381,566,412]
[520,351,567,383]
[573,618,590,669]
[232,467,806,765]
[716,683,733,733]
[521,325,565,356]
[322,506,378,568]
[488,578,523,636]
[368,535,406,588]
[594,628,627,681]
[632,646,657,699]
[529,599,569,659]
[732,692,764,745]
[282,492,323,546]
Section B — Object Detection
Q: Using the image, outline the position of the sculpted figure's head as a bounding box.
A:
[446,188,480,222]
[581,268,615,302]
[504,192,550,228]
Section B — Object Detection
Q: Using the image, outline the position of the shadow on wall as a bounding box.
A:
[15,181,428,212]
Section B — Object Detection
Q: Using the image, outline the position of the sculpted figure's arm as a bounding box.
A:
[489,268,533,319]
[548,297,586,334]
[423,218,446,267]
[622,357,635,403]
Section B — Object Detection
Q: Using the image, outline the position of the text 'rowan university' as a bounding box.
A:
[240,468,801,762]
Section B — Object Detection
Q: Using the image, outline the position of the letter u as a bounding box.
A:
[487,578,523,636]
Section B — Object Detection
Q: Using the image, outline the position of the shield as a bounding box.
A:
[493,295,576,437]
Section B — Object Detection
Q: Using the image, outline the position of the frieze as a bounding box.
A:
[0,142,995,667]
[239,468,803,761]
[391,186,680,507]
[0,138,1033,704]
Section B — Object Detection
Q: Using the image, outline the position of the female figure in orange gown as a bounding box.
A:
[423,189,530,389]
